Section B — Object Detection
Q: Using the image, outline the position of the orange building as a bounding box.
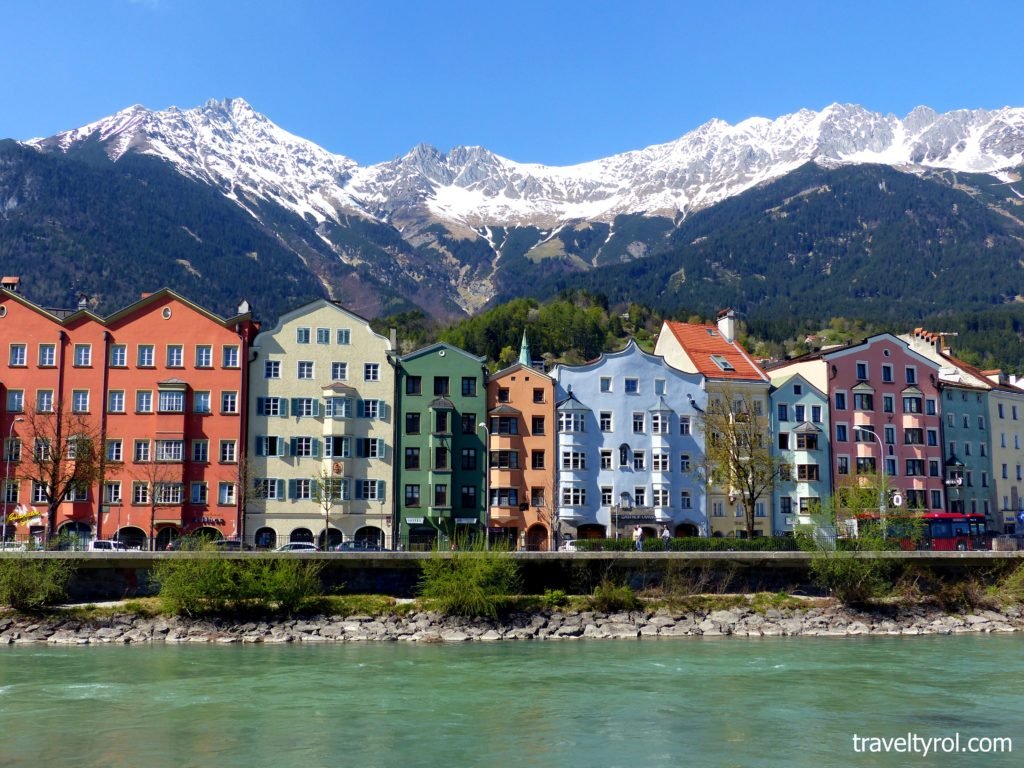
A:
[1,285,257,548]
[484,333,556,550]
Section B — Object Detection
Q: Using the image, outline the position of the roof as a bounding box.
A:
[661,321,768,382]
[488,403,523,416]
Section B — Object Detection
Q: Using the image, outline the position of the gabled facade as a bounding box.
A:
[396,343,487,549]
[1,287,258,548]
[769,373,830,534]
[485,335,556,550]
[247,300,395,550]
[655,311,772,536]
[985,375,1024,533]
[552,340,707,541]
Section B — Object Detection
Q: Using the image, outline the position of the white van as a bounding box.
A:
[88,539,129,551]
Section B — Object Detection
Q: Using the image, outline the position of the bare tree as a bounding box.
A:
[132,452,184,550]
[312,466,344,550]
[699,387,779,538]
[18,403,101,538]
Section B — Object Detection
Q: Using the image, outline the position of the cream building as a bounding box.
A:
[246,300,395,549]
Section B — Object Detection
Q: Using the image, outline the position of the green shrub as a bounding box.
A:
[151,551,324,616]
[0,557,74,611]
[418,543,520,618]
[588,579,639,613]
[541,589,568,609]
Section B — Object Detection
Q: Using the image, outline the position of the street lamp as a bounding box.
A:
[477,421,490,551]
[854,426,887,527]
[3,417,25,543]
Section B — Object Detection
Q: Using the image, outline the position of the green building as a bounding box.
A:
[396,343,488,549]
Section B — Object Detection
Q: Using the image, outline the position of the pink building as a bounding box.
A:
[770,333,945,512]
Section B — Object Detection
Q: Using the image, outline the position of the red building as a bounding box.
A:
[1,285,257,548]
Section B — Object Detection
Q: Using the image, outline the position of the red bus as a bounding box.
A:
[918,512,988,551]
[852,512,989,551]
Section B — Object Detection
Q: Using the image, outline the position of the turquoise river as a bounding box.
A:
[0,635,1020,767]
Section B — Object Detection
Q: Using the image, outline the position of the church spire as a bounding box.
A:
[518,329,531,366]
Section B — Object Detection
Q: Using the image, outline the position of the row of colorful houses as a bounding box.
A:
[3,279,1024,551]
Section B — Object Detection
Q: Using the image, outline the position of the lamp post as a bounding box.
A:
[477,421,490,551]
[854,426,887,527]
[3,417,25,543]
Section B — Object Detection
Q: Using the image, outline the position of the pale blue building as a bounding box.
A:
[553,341,707,541]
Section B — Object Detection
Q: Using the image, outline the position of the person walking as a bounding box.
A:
[633,524,643,551]
[660,525,670,548]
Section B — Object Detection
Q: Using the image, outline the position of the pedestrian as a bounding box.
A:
[661,525,670,548]
[633,524,642,551]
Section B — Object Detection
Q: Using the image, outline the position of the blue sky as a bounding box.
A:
[3,0,1023,166]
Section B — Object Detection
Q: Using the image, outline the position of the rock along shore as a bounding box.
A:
[2,602,1023,645]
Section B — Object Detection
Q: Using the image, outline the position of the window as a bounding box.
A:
[561,487,586,506]
[532,416,545,435]
[220,441,237,463]
[8,344,26,367]
[777,403,789,422]
[292,436,315,458]
[599,412,613,432]
[710,355,735,372]
[561,451,586,470]
[531,488,546,507]
[835,424,848,442]
[634,487,647,507]
[324,398,350,418]
[905,459,925,476]
[158,390,184,413]
[903,396,923,414]
[533,388,545,403]
[356,438,385,459]
[811,406,822,423]
[835,392,847,410]
[624,377,639,394]
[599,377,612,393]
[855,426,875,443]
[331,362,348,381]
[856,457,877,474]
[435,411,449,433]
[927,429,938,446]
[777,432,790,450]
[323,436,350,458]
[138,345,155,367]
[405,413,421,434]
[600,450,612,470]
[292,479,312,500]
[904,428,923,445]
[633,450,646,471]
[360,399,381,419]
[356,480,383,501]
[837,456,849,475]
[192,440,208,463]
[72,390,89,413]
[221,391,238,414]
[653,488,670,508]
[297,361,314,379]
[462,377,477,397]
[156,440,184,462]
[654,379,667,396]
[222,346,239,368]
[264,360,281,379]
[652,452,669,472]
[5,390,23,413]
[405,484,421,507]
[106,439,122,463]
[881,364,894,383]
[652,412,669,434]
[257,397,287,417]
[433,484,449,507]
[680,454,691,472]
[364,363,380,382]
[491,415,518,435]
[405,376,421,395]
[463,448,478,470]
[632,412,645,433]
[336,329,351,345]
[132,482,149,505]
[39,344,57,367]
[73,344,91,367]
[296,327,311,344]
[218,483,236,505]
[195,345,212,368]
[797,464,820,481]
[104,482,121,505]
[134,440,150,463]
[926,398,937,415]
[256,436,285,457]
[680,416,691,435]
[853,393,874,411]
[433,376,449,396]
[882,395,894,414]
[107,390,125,413]
[557,412,584,432]
[855,362,868,380]
[929,460,940,477]
[316,328,330,344]
[433,446,449,470]
[530,450,544,470]
[978,416,986,430]
[795,433,818,450]
[39,391,56,415]
[193,391,211,414]
[166,345,183,367]
[905,367,917,385]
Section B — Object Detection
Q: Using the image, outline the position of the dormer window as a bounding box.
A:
[710,355,734,372]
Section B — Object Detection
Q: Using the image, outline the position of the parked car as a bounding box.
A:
[275,542,320,552]
[212,539,254,551]
[0,541,27,552]
[88,539,129,551]
[331,540,385,552]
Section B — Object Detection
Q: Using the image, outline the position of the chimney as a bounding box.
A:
[389,327,398,351]
[716,308,736,343]
[1,276,20,293]
[77,294,89,310]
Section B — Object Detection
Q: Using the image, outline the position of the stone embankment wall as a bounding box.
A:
[3,603,1022,645]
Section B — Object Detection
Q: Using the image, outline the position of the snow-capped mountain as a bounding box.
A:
[29,99,1024,231]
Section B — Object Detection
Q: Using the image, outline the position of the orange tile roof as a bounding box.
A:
[663,321,768,382]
